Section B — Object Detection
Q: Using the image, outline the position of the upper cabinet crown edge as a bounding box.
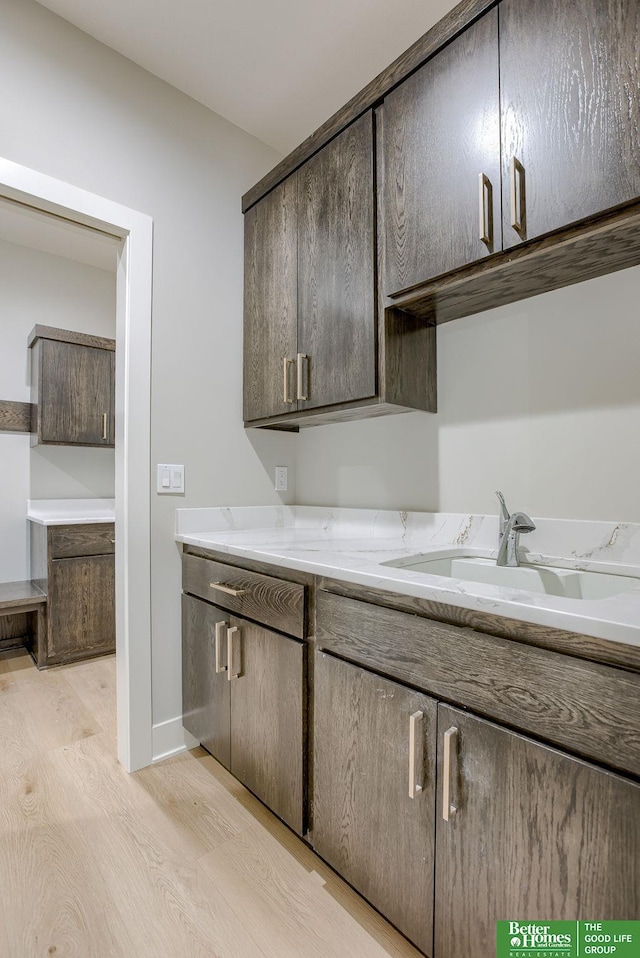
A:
[241,0,499,213]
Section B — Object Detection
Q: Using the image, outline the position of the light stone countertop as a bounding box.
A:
[175,505,640,651]
[26,498,115,525]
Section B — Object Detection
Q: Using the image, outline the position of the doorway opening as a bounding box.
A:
[0,156,153,771]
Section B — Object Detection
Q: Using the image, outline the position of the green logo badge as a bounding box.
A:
[497,921,640,958]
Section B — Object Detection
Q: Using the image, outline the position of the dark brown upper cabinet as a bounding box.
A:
[243,112,437,428]
[500,0,640,250]
[243,113,376,422]
[29,325,115,447]
[379,0,640,291]
[297,112,376,411]
[243,0,640,422]
[379,7,501,297]
[243,174,298,422]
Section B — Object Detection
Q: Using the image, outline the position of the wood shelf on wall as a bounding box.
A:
[0,400,33,433]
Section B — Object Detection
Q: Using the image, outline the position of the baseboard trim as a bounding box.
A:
[152,716,199,763]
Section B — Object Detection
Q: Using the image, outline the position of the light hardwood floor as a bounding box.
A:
[0,649,421,958]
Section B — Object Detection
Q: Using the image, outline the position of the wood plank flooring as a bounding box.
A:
[0,649,421,958]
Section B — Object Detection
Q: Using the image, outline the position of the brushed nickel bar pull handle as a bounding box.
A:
[408,710,424,799]
[442,726,458,820]
[296,353,309,401]
[227,626,241,681]
[214,621,228,673]
[209,582,246,597]
[283,357,294,403]
[478,172,491,246]
[510,156,525,234]
[102,413,108,440]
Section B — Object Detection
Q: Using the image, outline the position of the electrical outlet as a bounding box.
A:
[275,465,288,492]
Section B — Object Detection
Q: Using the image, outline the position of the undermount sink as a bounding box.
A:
[382,553,640,600]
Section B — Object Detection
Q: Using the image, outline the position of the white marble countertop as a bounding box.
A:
[26,498,115,525]
[175,506,640,651]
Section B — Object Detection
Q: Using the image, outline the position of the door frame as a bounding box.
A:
[0,156,153,772]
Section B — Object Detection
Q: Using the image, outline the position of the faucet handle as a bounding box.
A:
[495,491,510,535]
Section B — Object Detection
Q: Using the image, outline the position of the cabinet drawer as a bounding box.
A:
[316,590,640,777]
[48,523,115,558]
[182,553,306,639]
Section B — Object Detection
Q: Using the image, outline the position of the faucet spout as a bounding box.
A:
[495,490,510,539]
[495,492,536,567]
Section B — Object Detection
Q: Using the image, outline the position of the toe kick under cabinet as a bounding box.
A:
[30,522,116,668]
[181,550,308,835]
[314,589,640,957]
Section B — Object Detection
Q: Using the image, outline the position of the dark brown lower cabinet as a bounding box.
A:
[313,652,437,956]
[182,594,231,768]
[229,616,305,834]
[29,520,116,668]
[182,595,305,835]
[435,705,640,958]
[48,554,115,662]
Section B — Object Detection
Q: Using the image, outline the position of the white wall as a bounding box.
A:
[0,0,295,732]
[7,0,636,751]
[297,265,640,523]
[0,237,116,581]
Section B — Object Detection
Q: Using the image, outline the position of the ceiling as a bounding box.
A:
[0,197,119,272]
[34,0,456,155]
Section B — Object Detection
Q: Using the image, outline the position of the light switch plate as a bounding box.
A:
[157,463,185,494]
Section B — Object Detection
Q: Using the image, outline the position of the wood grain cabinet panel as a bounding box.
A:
[29,520,115,668]
[243,112,377,422]
[379,7,501,295]
[315,589,640,779]
[297,112,376,410]
[243,175,298,421]
[242,112,428,428]
[229,616,305,834]
[48,523,115,559]
[182,594,231,768]
[48,553,115,661]
[182,553,306,639]
[313,652,437,956]
[435,704,640,958]
[180,581,306,835]
[29,326,115,447]
[314,588,640,954]
[500,0,640,249]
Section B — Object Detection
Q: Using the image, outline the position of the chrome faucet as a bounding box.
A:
[495,491,536,567]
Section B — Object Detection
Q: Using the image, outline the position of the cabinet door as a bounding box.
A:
[229,616,305,834]
[297,113,376,410]
[243,174,298,421]
[48,554,115,661]
[181,594,231,768]
[379,9,501,295]
[107,350,115,444]
[314,652,437,956]
[500,0,640,249]
[39,340,114,445]
[435,705,640,958]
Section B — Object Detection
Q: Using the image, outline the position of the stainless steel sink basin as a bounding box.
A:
[382,552,640,600]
